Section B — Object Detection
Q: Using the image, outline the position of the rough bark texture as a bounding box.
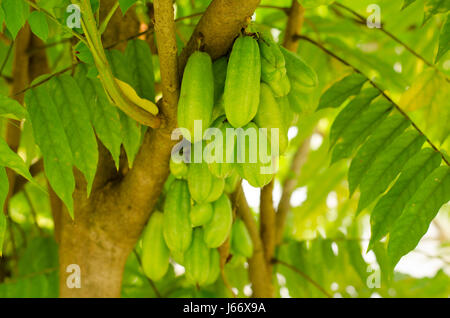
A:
[282,1,304,52]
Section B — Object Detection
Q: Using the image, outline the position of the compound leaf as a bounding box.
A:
[348,114,410,195]
[357,130,426,213]
[369,148,442,248]
[318,73,367,110]
[388,166,450,268]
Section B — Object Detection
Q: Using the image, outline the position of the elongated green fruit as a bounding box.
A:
[163,180,192,253]
[178,51,214,142]
[141,211,170,281]
[224,36,261,128]
[190,202,213,227]
[231,219,254,258]
[188,161,224,203]
[280,47,318,88]
[204,194,233,248]
[204,248,221,285]
[206,116,236,178]
[236,122,275,188]
[254,83,289,154]
[185,228,211,286]
[258,36,291,97]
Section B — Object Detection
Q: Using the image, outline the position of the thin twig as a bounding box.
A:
[332,2,450,83]
[27,39,72,55]
[298,35,450,167]
[13,65,75,97]
[133,249,162,298]
[273,258,333,298]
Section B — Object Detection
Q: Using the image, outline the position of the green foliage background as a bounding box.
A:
[0,0,449,298]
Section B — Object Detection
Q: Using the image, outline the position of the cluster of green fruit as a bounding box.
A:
[178,32,318,188]
[141,167,253,286]
[140,32,317,285]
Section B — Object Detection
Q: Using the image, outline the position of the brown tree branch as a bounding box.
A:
[282,0,305,52]
[260,179,276,266]
[232,184,273,297]
[153,0,180,124]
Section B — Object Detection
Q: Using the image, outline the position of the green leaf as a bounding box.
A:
[402,0,417,10]
[119,0,137,14]
[75,42,95,65]
[388,166,450,268]
[345,240,368,285]
[119,111,141,168]
[0,137,32,181]
[0,167,7,256]
[25,86,75,217]
[348,114,410,196]
[125,39,156,102]
[331,99,391,163]
[369,148,442,248]
[357,130,426,213]
[318,73,367,110]
[372,241,391,284]
[106,49,133,84]
[28,11,49,42]
[48,75,99,195]
[424,0,450,24]
[435,13,450,62]
[0,94,28,120]
[75,65,122,168]
[329,88,380,148]
[1,0,29,39]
